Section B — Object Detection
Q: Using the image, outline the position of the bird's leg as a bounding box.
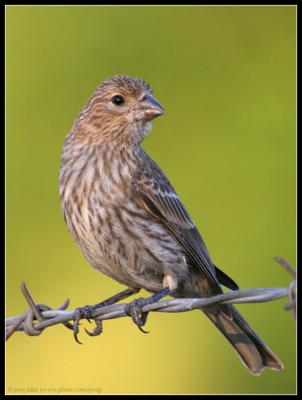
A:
[72,287,140,344]
[124,288,171,333]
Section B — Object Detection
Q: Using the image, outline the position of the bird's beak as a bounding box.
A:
[134,93,165,122]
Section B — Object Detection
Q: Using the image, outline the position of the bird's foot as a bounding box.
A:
[124,288,171,334]
[84,318,103,337]
[71,288,140,343]
[72,305,96,344]
[124,298,150,334]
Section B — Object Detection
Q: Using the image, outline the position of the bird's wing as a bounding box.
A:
[134,150,223,295]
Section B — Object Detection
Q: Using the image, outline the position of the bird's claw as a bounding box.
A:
[84,319,103,337]
[72,305,95,344]
[124,298,150,334]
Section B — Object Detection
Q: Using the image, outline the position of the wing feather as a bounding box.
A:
[135,150,223,295]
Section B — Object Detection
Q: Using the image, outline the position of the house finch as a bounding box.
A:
[59,75,283,375]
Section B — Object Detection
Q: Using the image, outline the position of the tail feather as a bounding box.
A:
[203,305,283,375]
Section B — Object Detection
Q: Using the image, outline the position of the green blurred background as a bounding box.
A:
[6,5,296,395]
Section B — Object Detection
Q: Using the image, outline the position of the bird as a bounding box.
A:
[59,75,283,375]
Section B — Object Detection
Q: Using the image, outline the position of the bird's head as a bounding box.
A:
[71,75,164,146]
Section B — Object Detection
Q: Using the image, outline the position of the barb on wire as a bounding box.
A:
[5,257,296,342]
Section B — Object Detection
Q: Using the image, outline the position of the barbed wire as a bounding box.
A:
[5,257,296,342]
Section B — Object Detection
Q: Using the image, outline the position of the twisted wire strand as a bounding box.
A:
[5,257,296,340]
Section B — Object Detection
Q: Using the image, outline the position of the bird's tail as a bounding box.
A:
[203,304,284,375]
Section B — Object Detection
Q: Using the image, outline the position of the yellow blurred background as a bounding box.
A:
[6,5,296,395]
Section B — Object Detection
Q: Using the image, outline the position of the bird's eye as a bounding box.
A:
[111,95,125,106]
